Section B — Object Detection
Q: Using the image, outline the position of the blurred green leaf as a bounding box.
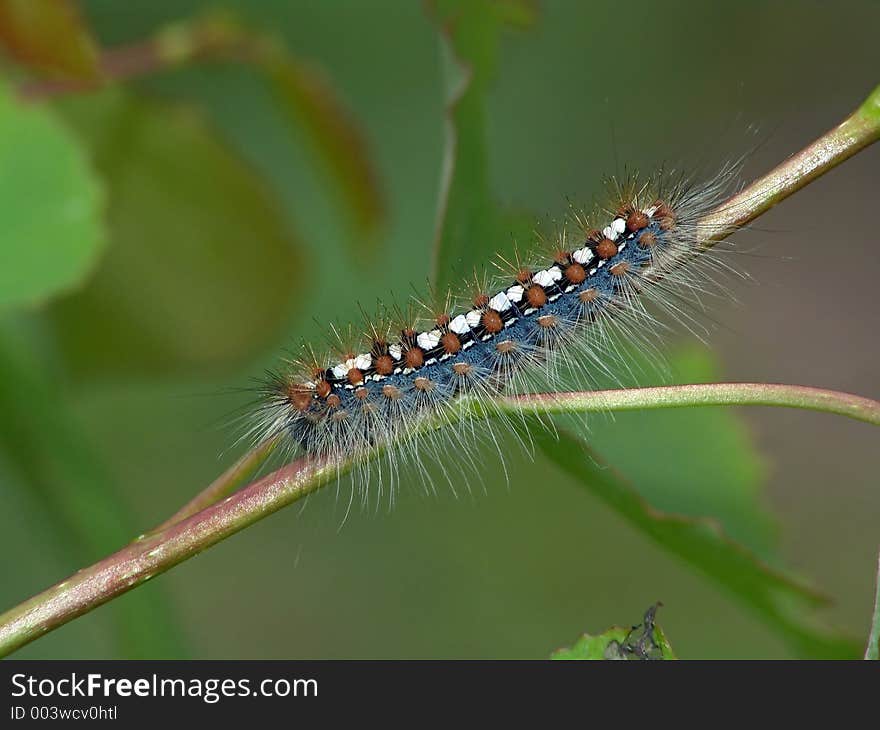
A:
[0,318,185,657]
[585,347,777,558]
[140,9,386,244]
[264,45,386,241]
[427,0,535,292]
[866,555,880,660]
[0,80,105,310]
[552,605,676,660]
[49,90,304,377]
[536,425,858,658]
[0,0,100,79]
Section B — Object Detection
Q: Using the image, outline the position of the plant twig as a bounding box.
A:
[0,380,878,658]
[501,383,880,426]
[152,436,279,532]
[1,85,879,658]
[698,83,880,243]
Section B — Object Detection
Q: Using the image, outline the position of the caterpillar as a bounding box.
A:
[248,164,741,500]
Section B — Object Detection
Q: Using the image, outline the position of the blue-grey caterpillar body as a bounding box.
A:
[251,167,739,488]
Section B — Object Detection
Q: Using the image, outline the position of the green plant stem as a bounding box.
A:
[698,83,880,243]
[1,85,879,658]
[0,380,878,658]
[151,435,279,532]
[500,383,880,426]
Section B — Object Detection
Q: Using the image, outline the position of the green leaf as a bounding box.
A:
[535,425,858,658]
[866,554,880,660]
[49,91,305,377]
[0,80,105,310]
[427,0,536,292]
[0,0,100,79]
[585,346,777,558]
[552,605,676,660]
[0,318,185,657]
[154,10,387,242]
[264,46,386,241]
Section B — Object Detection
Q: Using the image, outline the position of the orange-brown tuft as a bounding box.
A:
[413,376,433,392]
[526,285,547,308]
[610,261,630,276]
[482,309,504,334]
[496,340,516,354]
[452,362,473,376]
[659,215,676,231]
[653,200,673,218]
[536,315,557,328]
[374,354,394,375]
[404,346,424,369]
[578,288,600,303]
[326,394,341,408]
[353,387,369,401]
[440,331,461,354]
[626,210,649,232]
[436,313,451,327]
[287,385,313,411]
[315,379,332,399]
[565,262,586,284]
[595,238,618,260]
[553,249,570,265]
[516,268,532,285]
[638,230,657,248]
[347,368,364,386]
[473,293,490,308]
[382,384,401,400]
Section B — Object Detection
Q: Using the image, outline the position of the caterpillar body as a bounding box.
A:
[251,167,738,495]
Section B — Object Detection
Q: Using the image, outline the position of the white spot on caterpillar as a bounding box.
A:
[449,314,469,334]
[332,363,349,378]
[603,219,626,241]
[532,267,562,287]
[465,310,482,328]
[506,284,524,302]
[489,292,511,311]
[645,205,658,217]
[417,330,441,350]
[389,344,402,360]
[354,353,371,370]
[573,247,594,264]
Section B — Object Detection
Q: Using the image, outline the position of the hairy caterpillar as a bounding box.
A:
[247,164,741,500]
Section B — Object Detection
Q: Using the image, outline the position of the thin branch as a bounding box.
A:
[499,383,880,426]
[1,85,879,658]
[699,83,880,243]
[1,380,878,658]
[18,14,261,101]
[151,435,280,533]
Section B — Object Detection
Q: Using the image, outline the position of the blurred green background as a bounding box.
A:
[0,0,878,659]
